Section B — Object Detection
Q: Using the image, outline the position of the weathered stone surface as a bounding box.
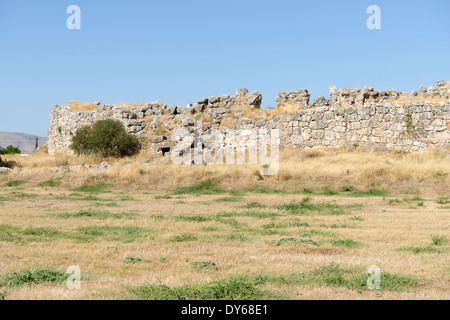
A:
[48,81,450,155]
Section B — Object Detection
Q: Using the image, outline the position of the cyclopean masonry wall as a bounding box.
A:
[48,81,450,155]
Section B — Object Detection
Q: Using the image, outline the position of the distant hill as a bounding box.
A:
[0,132,48,153]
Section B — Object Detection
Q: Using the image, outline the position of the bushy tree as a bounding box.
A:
[0,145,21,155]
[70,119,140,158]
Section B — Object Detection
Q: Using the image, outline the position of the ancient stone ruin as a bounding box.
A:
[48,81,450,155]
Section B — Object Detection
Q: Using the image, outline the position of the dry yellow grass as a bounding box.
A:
[2,148,449,196]
[0,181,448,300]
[229,103,300,122]
[66,100,97,112]
[0,148,448,300]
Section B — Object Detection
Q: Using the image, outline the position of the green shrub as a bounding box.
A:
[70,119,140,158]
[0,145,21,155]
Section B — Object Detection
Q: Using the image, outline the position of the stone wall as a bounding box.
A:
[48,81,450,155]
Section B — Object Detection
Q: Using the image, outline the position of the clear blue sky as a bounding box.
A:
[0,0,449,136]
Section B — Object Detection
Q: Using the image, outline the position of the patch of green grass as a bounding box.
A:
[128,263,423,299]
[399,235,448,254]
[57,210,139,220]
[22,227,60,237]
[199,226,220,232]
[118,195,135,201]
[217,211,280,219]
[0,266,70,289]
[78,225,156,243]
[55,193,104,201]
[0,225,24,242]
[72,182,111,194]
[388,198,403,204]
[158,257,168,263]
[155,195,172,200]
[240,202,267,209]
[244,186,288,194]
[320,187,339,196]
[0,225,67,243]
[340,185,357,192]
[301,188,314,194]
[150,215,166,220]
[173,179,225,195]
[256,263,422,292]
[5,180,26,187]
[191,261,217,269]
[248,228,289,237]
[215,196,244,202]
[214,218,248,229]
[169,234,198,242]
[309,264,421,292]
[220,233,250,242]
[228,190,246,196]
[348,188,390,197]
[435,197,450,205]
[275,198,349,216]
[127,274,279,300]
[288,220,310,228]
[93,202,120,208]
[9,192,38,199]
[123,256,144,264]
[431,235,448,246]
[261,222,289,229]
[349,216,364,221]
[400,246,446,254]
[433,171,448,179]
[204,233,251,242]
[329,239,363,248]
[320,223,355,229]
[174,215,212,222]
[438,206,450,210]
[272,237,319,246]
[38,179,62,188]
[307,229,338,238]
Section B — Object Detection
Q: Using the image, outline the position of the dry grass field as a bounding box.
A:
[0,148,448,300]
